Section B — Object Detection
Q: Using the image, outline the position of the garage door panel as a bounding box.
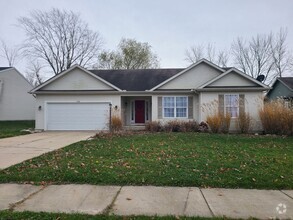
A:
[46,103,109,130]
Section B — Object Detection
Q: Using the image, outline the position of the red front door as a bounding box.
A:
[135,100,145,123]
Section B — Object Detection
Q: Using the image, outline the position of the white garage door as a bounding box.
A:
[46,102,109,130]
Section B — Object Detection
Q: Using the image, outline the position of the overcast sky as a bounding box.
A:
[0,0,293,75]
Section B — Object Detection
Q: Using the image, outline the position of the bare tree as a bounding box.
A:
[26,61,43,86]
[97,38,159,69]
[185,44,229,67]
[0,40,21,67]
[185,45,204,64]
[232,28,292,84]
[270,28,291,78]
[18,8,103,75]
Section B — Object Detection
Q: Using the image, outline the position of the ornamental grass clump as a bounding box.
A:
[259,100,293,135]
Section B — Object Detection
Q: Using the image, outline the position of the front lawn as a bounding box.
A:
[0,133,292,189]
[0,120,35,139]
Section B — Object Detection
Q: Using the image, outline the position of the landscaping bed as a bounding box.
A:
[0,133,292,189]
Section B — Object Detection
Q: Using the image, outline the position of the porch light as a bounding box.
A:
[38,106,42,111]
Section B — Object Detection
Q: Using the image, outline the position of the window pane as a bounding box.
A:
[176,108,187,117]
[226,107,238,117]
[225,95,238,107]
[176,97,187,107]
[163,97,175,108]
[164,108,174,117]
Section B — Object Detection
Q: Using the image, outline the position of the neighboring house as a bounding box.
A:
[30,59,270,131]
[266,77,293,107]
[0,67,35,120]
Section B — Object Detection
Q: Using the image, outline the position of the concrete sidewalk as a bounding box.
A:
[0,184,292,219]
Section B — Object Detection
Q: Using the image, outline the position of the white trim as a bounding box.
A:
[162,96,188,119]
[31,65,122,93]
[149,59,225,91]
[198,68,270,89]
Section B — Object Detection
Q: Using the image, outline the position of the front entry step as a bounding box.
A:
[124,126,146,131]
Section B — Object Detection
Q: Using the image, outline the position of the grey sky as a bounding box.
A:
[0,0,293,74]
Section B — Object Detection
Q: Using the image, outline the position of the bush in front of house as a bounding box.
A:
[145,121,164,132]
[259,100,293,135]
[237,111,251,134]
[145,120,199,132]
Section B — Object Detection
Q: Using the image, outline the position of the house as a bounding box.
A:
[0,67,35,120]
[30,59,270,131]
[266,77,293,107]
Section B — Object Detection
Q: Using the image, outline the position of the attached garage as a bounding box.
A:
[46,102,110,130]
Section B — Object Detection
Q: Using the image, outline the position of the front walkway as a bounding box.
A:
[0,131,95,169]
[0,184,292,219]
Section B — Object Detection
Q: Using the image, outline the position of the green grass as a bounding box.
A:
[0,211,230,220]
[0,133,292,189]
[0,121,35,139]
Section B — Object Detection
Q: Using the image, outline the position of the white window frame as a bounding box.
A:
[163,96,188,118]
[224,94,239,118]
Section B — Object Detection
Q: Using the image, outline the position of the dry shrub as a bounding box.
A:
[220,113,231,134]
[259,100,293,135]
[145,121,163,132]
[110,107,123,132]
[180,120,199,132]
[203,100,231,133]
[146,120,199,132]
[206,114,222,133]
[164,120,181,132]
[237,112,251,133]
[199,121,209,132]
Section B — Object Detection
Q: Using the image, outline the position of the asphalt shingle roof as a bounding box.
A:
[279,77,293,90]
[0,67,12,72]
[89,69,184,91]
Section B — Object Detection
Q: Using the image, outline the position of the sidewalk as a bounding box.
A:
[0,183,292,219]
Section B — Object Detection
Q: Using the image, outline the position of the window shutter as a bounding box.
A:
[188,96,193,119]
[218,94,224,115]
[158,96,162,119]
[239,94,245,115]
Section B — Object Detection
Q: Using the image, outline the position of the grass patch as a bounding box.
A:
[0,133,292,189]
[0,121,35,139]
[0,211,232,220]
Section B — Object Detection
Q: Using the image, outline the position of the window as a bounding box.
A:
[163,96,187,118]
[225,94,239,118]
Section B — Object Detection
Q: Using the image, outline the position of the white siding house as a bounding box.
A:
[31,60,270,131]
[0,67,35,120]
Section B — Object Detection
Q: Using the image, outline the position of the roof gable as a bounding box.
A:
[150,59,224,91]
[278,77,293,91]
[31,65,121,93]
[199,68,270,89]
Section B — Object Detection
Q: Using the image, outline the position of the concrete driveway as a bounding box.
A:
[0,132,95,170]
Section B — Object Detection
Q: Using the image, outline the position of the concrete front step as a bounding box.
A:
[124,125,146,131]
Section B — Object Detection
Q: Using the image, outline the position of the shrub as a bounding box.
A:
[145,121,163,132]
[237,112,251,133]
[164,120,181,132]
[109,106,123,132]
[259,100,293,135]
[206,114,222,133]
[220,113,231,134]
[198,121,209,132]
[180,120,199,132]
